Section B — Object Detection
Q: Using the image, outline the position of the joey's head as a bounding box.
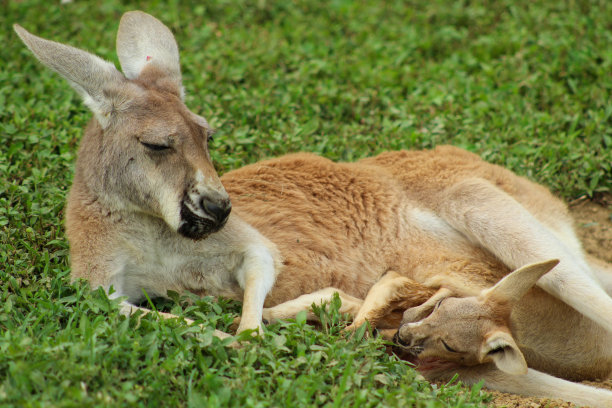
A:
[395,259,559,375]
[14,11,231,240]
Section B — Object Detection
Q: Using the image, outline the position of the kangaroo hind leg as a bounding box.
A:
[588,254,612,296]
[445,365,612,408]
[439,178,612,333]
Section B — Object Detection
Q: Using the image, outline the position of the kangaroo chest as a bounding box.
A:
[108,231,245,303]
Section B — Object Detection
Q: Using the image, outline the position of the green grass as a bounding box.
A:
[1,0,611,406]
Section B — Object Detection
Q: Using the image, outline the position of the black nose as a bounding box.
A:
[394,331,410,347]
[200,197,231,223]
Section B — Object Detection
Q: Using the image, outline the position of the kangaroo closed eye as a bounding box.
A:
[141,141,171,151]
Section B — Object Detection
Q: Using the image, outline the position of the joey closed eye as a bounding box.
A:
[442,339,458,353]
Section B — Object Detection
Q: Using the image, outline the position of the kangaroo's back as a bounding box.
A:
[361,146,579,254]
[361,146,567,214]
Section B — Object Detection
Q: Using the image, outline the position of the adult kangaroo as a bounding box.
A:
[16,10,612,407]
[14,12,280,336]
[236,150,612,406]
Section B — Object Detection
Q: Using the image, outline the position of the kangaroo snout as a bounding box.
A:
[395,323,425,355]
[393,330,410,348]
[200,196,232,223]
[178,193,231,240]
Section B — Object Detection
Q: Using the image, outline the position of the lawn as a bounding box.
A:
[1,0,611,407]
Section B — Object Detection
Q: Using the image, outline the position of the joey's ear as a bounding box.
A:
[481,259,559,305]
[14,24,127,128]
[480,331,527,375]
[116,11,183,98]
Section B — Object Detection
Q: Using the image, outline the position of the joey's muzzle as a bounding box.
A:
[394,320,430,356]
[392,327,425,366]
[393,331,410,348]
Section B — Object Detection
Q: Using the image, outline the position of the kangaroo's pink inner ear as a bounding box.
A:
[480,331,527,375]
[116,11,184,98]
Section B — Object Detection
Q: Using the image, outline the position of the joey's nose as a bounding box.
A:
[200,197,231,223]
[394,331,410,347]
[397,323,418,346]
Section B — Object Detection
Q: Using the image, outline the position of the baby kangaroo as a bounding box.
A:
[259,256,612,407]
[395,259,612,407]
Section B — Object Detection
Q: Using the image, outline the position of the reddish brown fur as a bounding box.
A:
[222,147,518,306]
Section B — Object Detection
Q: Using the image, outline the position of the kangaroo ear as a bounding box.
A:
[14,24,126,128]
[480,331,527,375]
[481,259,559,305]
[116,11,183,98]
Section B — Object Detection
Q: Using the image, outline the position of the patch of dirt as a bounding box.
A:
[570,197,612,263]
[486,197,612,407]
[487,379,612,408]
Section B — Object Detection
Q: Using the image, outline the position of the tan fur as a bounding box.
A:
[17,10,612,407]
